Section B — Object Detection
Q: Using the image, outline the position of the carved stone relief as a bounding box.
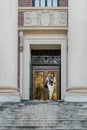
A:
[24,10,67,27]
[59,11,67,25]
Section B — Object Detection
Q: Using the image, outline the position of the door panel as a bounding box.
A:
[47,71,58,100]
[33,66,60,100]
[34,71,44,100]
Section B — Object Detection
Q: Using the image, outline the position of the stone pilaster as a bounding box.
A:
[0,0,20,102]
[65,0,87,102]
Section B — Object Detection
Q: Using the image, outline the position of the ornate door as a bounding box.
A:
[32,66,60,100]
[31,50,61,100]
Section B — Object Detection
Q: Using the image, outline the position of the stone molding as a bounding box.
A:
[0,87,20,96]
[21,34,67,100]
[0,86,19,91]
[66,87,87,93]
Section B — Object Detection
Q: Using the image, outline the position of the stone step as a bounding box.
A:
[0,120,87,128]
[0,118,87,129]
[1,113,87,118]
[14,116,87,120]
[0,101,87,130]
[0,126,86,129]
[1,118,87,122]
[1,128,87,130]
[2,118,87,121]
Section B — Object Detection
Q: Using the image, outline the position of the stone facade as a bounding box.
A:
[1,0,87,102]
[17,0,87,102]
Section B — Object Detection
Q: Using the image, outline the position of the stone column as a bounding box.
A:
[0,0,20,102]
[65,0,87,102]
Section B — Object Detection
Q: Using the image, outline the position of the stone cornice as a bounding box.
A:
[18,7,68,11]
[18,26,68,30]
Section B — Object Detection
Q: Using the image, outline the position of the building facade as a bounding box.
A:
[0,0,87,102]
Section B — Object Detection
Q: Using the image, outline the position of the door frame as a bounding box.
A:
[21,34,68,100]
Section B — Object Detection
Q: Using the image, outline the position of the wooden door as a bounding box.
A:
[32,66,60,100]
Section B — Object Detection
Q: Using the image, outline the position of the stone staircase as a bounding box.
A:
[0,100,87,130]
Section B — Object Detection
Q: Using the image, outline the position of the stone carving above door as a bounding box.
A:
[24,9,67,27]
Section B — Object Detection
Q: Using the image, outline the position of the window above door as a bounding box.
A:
[33,0,59,7]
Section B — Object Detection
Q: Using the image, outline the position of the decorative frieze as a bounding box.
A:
[24,10,67,27]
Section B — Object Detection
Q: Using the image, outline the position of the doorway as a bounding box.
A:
[21,34,67,100]
[31,50,61,100]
